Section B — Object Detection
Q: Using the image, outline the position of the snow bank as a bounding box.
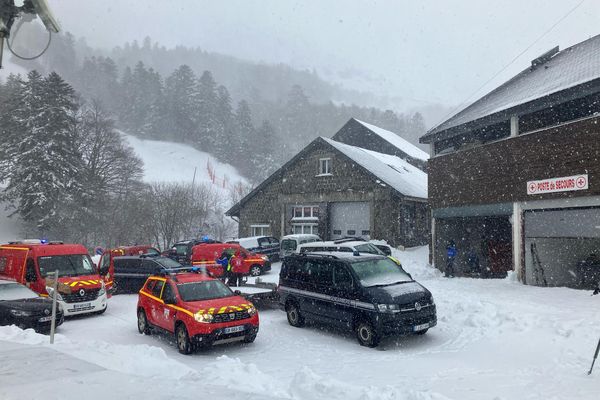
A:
[0,324,450,400]
[393,246,442,281]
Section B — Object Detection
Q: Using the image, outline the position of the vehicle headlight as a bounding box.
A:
[247,305,257,316]
[194,312,214,323]
[10,309,32,317]
[45,287,63,302]
[377,304,400,313]
[98,281,106,296]
[261,255,269,261]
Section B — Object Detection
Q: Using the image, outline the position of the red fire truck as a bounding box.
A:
[191,243,271,277]
[0,240,107,316]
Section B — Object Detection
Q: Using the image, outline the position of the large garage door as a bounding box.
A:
[524,207,600,288]
[330,202,370,240]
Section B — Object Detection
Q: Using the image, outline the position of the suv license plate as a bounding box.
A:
[223,325,245,334]
[413,323,429,332]
[38,316,53,322]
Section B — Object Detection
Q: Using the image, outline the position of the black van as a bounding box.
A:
[278,252,436,347]
[113,256,183,294]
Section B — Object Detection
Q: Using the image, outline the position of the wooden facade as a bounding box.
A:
[428,116,600,209]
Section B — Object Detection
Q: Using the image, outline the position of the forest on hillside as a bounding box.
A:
[7,32,428,182]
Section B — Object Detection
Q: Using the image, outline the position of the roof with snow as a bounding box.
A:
[226,136,427,217]
[422,34,600,142]
[352,119,429,161]
[321,138,427,199]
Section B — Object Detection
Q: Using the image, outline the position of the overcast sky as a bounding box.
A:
[5,0,600,112]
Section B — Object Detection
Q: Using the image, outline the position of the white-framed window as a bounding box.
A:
[318,158,331,175]
[292,206,319,220]
[250,224,270,236]
[292,223,318,235]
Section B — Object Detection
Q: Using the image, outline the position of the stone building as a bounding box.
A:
[226,120,429,247]
[420,35,600,287]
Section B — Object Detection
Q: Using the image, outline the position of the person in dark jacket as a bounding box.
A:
[446,240,457,278]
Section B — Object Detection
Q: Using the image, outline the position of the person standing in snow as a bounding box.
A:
[446,240,457,278]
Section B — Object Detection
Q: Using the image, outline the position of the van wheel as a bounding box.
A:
[286,302,305,327]
[355,320,380,348]
[176,323,193,355]
[250,265,262,277]
[137,309,151,335]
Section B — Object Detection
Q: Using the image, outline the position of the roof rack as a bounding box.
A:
[298,253,339,260]
[333,237,366,244]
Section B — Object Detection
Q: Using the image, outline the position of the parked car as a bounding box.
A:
[136,270,259,354]
[168,239,221,265]
[278,252,436,347]
[0,240,107,316]
[112,255,184,294]
[280,234,321,258]
[191,243,271,277]
[0,279,64,333]
[228,236,280,262]
[97,245,161,295]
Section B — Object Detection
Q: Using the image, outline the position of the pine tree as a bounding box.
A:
[1,71,83,233]
[164,65,199,142]
[196,70,219,152]
[252,120,277,180]
[214,84,235,155]
[234,100,255,173]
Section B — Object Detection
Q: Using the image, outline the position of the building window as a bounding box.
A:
[292,223,318,235]
[292,206,319,220]
[291,205,320,235]
[318,158,331,175]
[251,224,270,236]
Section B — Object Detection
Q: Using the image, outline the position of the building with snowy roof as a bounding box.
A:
[226,119,429,247]
[420,34,600,288]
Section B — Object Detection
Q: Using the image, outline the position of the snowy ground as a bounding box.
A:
[2,246,600,399]
[122,132,247,192]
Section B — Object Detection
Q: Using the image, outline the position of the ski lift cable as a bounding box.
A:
[430,0,586,130]
[5,13,52,61]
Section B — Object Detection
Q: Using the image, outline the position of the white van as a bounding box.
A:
[280,234,321,258]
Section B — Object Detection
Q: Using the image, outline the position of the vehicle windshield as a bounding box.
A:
[155,257,183,269]
[177,280,234,302]
[350,258,412,287]
[0,283,39,301]
[281,239,297,251]
[173,244,189,256]
[354,243,385,255]
[37,255,96,278]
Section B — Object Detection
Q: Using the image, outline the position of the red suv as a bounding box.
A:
[136,271,259,354]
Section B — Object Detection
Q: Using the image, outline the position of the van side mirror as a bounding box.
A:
[234,290,241,295]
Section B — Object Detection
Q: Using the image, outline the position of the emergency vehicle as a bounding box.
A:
[0,240,108,316]
[97,245,160,295]
[191,243,271,277]
[136,269,259,354]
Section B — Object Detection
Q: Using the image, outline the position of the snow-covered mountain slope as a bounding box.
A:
[121,132,248,192]
[0,134,248,243]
